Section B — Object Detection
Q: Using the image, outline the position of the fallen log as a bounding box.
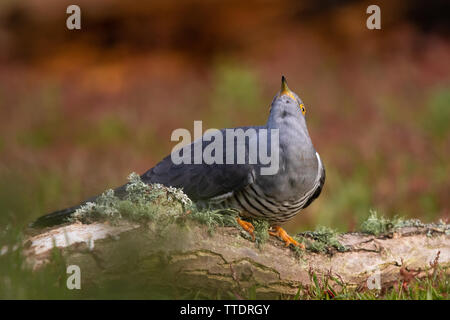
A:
[22,218,449,298]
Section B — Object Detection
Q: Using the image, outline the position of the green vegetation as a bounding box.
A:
[76,115,131,147]
[295,226,347,253]
[71,172,191,224]
[70,173,239,235]
[360,210,403,235]
[208,63,266,128]
[16,83,62,149]
[251,219,271,247]
[360,210,449,236]
[424,87,450,140]
[287,264,449,300]
[1,173,448,299]
[0,59,448,301]
[0,0,448,301]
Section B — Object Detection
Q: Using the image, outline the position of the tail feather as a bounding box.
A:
[30,183,129,228]
[30,205,80,228]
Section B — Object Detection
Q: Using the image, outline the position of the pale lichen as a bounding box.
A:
[360,210,449,236]
[359,210,402,235]
[70,172,237,234]
[296,226,347,253]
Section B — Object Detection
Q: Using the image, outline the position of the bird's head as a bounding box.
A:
[269,76,306,118]
[266,76,310,133]
[278,76,305,114]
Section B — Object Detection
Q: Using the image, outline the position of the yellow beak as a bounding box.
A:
[280,76,296,100]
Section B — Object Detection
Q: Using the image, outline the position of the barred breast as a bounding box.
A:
[202,152,325,225]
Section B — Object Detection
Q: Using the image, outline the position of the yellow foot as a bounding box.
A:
[269,226,305,249]
[236,217,255,241]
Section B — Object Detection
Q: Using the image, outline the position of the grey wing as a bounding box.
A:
[141,158,255,201]
[140,128,257,201]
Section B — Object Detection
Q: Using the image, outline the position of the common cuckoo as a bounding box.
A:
[32,77,325,248]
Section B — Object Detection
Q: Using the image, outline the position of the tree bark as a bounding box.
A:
[23,220,449,298]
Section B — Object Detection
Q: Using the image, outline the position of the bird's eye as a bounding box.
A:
[300,103,306,115]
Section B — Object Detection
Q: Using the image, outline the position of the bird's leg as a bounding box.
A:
[236,217,255,241]
[269,226,305,249]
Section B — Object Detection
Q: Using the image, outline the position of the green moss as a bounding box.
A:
[189,208,239,234]
[296,226,347,253]
[251,219,270,247]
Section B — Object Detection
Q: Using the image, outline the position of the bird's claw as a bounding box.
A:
[236,217,255,241]
[269,226,305,249]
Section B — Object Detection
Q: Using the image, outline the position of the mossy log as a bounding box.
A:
[23,220,449,298]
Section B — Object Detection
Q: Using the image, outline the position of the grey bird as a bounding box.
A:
[32,76,325,248]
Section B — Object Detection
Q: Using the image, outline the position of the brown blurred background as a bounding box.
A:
[0,0,448,232]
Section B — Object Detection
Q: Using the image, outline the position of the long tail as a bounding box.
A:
[30,205,82,228]
[30,184,129,228]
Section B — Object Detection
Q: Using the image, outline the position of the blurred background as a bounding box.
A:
[0,0,448,233]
